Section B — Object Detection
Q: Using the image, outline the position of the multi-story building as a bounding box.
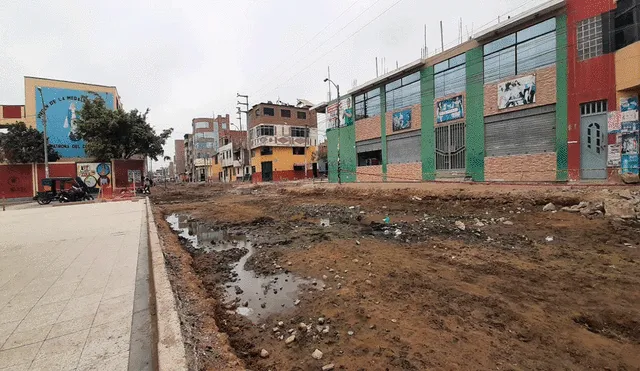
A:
[184,133,194,181]
[0,105,25,128]
[174,139,186,181]
[248,100,318,182]
[319,0,640,184]
[191,115,230,182]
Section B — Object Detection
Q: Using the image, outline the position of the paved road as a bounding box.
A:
[0,200,152,371]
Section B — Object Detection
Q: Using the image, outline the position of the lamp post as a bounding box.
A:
[324,78,341,184]
[36,87,50,178]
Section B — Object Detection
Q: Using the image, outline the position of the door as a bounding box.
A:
[435,122,466,172]
[580,101,608,180]
[312,163,318,178]
[261,161,273,182]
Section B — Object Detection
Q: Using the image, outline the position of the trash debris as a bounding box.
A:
[322,364,335,371]
[312,349,324,360]
[411,196,422,201]
[320,219,331,227]
[285,334,296,344]
[383,216,390,224]
[542,203,556,212]
[455,221,466,231]
[545,236,554,242]
[260,349,269,358]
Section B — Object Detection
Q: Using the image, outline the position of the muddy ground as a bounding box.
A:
[152,182,640,371]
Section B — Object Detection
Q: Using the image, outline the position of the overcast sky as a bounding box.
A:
[1,0,548,165]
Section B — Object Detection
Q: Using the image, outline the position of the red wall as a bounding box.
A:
[566,0,617,180]
[113,159,145,188]
[252,170,309,183]
[2,106,22,119]
[35,163,76,192]
[0,164,33,198]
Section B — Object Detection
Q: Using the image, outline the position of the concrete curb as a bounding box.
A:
[145,197,189,371]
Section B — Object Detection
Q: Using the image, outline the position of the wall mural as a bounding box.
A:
[36,87,114,158]
[497,75,536,110]
[77,162,112,189]
[436,95,464,123]
[620,96,639,175]
[327,97,353,129]
[392,109,412,131]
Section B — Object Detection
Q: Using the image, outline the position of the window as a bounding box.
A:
[297,111,307,119]
[251,150,255,158]
[483,18,556,83]
[195,133,205,139]
[355,88,381,120]
[357,150,382,166]
[385,71,421,111]
[294,165,305,171]
[214,156,218,164]
[195,122,209,129]
[261,147,273,155]
[222,123,227,130]
[434,54,466,98]
[614,0,640,50]
[290,127,309,137]
[202,132,215,138]
[293,147,305,155]
[281,109,291,117]
[264,107,275,116]
[256,125,275,137]
[252,166,256,173]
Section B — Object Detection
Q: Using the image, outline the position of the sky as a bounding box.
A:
[0,0,549,167]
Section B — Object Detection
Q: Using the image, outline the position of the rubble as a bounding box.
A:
[260,349,269,358]
[543,203,556,212]
[312,349,323,360]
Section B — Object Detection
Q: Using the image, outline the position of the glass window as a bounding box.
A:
[483,46,516,83]
[385,73,421,111]
[483,34,516,55]
[516,18,556,42]
[290,127,309,137]
[434,60,448,74]
[263,107,275,116]
[257,125,275,136]
[195,133,205,139]
[281,109,291,117]
[260,147,273,155]
[577,16,603,61]
[449,54,466,68]
[355,88,381,120]
[434,55,466,98]
[202,132,215,138]
[292,147,305,155]
[297,111,307,119]
[195,122,209,129]
[517,32,556,74]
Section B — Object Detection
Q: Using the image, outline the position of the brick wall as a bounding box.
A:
[355,116,382,141]
[484,66,557,117]
[385,104,421,136]
[434,92,466,126]
[356,165,383,182]
[485,153,557,181]
[387,162,422,182]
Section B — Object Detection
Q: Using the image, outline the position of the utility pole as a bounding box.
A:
[236,93,249,132]
[36,87,49,178]
[440,20,445,52]
[324,78,341,184]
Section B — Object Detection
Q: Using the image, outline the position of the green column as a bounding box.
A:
[465,47,485,181]
[555,14,569,181]
[380,87,388,181]
[421,67,436,180]
[327,127,339,183]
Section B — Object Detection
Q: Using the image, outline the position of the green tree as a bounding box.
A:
[0,122,60,163]
[75,97,173,161]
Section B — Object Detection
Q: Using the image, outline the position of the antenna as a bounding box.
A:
[376,57,379,77]
[440,21,444,53]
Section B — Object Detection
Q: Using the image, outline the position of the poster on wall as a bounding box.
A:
[77,162,112,189]
[128,170,142,183]
[622,154,639,175]
[436,95,464,123]
[607,111,621,133]
[326,98,353,129]
[607,144,621,167]
[620,96,639,122]
[36,87,114,158]
[392,109,412,131]
[497,75,536,110]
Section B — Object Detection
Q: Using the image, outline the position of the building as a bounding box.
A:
[319,0,640,184]
[174,139,186,181]
[248,100,319,182]
[0,105,25,128]
[184,133,194,181]
[191,115,230,182]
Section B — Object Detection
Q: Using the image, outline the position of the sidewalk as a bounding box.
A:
[0,200,152,371]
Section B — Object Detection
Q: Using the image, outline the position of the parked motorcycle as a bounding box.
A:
[59,177,94,203]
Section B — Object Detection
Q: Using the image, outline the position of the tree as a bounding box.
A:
[0,122,60,163]
[75,97,173,161]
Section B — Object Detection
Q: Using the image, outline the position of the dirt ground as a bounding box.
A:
[151,182,640,371]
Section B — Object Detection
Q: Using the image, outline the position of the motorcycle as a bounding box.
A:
[59,177,94,203]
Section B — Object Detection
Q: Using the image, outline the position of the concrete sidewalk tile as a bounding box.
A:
[0,343,41,369]
[77,320,131,370]
[92,295,133,328]
[31,329,89,370]
[0,362,30,371]
[1,324,52,350]
[56,301,100,324]
[0,321,21,348]
[76,350,128,371]
[48,315,95,340]
[101,286,134,302]
[15,301,68,332]
[0,308,28,326]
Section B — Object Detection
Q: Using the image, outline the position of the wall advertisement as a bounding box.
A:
[327,98,353,129]
[36,87,114,158]
[620,96,639,122]
[497,75,536,110]
[77,162,112,189]
[436,95,464,123]
[620,121,639,175]
[392,109,412,131]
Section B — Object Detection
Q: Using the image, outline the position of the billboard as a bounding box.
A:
[392,109,412,131]
[327,98,353,129]
[77,162,112,189]
[436,95,464,123]
[498,75,536,109]
[35,87,114,158]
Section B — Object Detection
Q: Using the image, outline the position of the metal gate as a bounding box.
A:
[580,100,608,180]
[435,122,466,171]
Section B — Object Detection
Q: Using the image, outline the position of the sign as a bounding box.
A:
[128,170,142,183]
[607,111,621,133]
[620,96,639,122]
[392,109,412,131]
[436,95,464,123]
[622,154,639,175]
[35,87,114,158]
[607,144,621,167]
[620,121,639,174]
[327,98,353,129]
[77,163,112,189]
[498,75,536,109]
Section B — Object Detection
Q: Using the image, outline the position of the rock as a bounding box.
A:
[242,301,248,307]
[322,326,330,334]
[604,199,637,219]
[261,303,266,308]
[272,327,279,333]
[349,206,355,209]
[287,261,292,266]
[298,322,307,331]
[503,220,514,225]
[619,189,634,200]
[561,206,581,213]
[545,236,554,242]
[577,201,589,209]
[355,240,361,245]
[542,203,556,212]
[322,275,328,280]
[391,319,398,323]
[348,330,354,336]
[473,219,485,227]
[312,349,323,360]
[316,325,324,333]
[394,229,402,237]
[260,349,269,358]
[285,334,296,344]
[337,283,342,289]
[318,317,325,325]
[365,279,372,285]
[369,324,376,329]
[352,258,359,263]
[294,299,301,306]
[322,364,335,371]
[455,221,466,231]
[234,286,243,295]
[277,321,284,327]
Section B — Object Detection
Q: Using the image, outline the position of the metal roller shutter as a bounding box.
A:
[356,138,382,153]
[388,131,421,164]
[485,104,556,157]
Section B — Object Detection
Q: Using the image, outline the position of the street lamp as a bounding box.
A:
[36,87,50,178]
[324,78,341,184]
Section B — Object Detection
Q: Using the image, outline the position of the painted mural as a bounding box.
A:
[77,162,112,189]
[436,95,464,123]
[497,75,536,110]
[327,98,353,129]
[392,109,412,131]
[36,87,114,158]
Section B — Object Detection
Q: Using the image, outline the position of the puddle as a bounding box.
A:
[166,213,314,323]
